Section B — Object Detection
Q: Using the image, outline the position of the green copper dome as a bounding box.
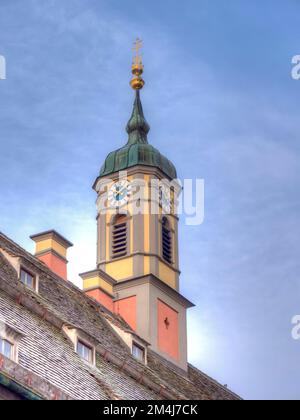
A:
[99,91,177,180]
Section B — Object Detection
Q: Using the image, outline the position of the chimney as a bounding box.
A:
[80,269,116,313]
[30,230,73,281]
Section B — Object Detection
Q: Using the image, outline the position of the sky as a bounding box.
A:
[0,0,300,400]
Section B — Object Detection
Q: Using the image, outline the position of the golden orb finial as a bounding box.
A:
[130,38,145,90]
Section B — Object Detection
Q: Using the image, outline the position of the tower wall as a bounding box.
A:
[95,167,180,291]
[83,78,194,371]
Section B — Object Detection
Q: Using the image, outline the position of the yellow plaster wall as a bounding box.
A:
[106,257,134,281]
[101,174,178,285]
[128,202,134,254]
[35,238,67,258]
[144,256,150,275]
[144,174,150,200]
[144,213,150,254]
[158,262,177,289]
[82,276,114,295]
[169,216,176,231]
[105,211,110,258]
[143,176,152,275]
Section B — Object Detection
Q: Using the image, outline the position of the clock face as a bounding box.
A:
[108,180,132,208]
[159,185,171,213]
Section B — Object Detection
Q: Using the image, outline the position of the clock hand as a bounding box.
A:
[115,185,129,198]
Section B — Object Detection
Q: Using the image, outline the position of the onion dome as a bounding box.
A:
[98,40,177,181]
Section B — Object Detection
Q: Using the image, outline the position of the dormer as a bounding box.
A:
[0,248,39,293]
[62,325,97,367]
[0,320,24,363]
[104,317,149,365]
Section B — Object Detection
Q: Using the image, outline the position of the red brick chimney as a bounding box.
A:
[30,230,73,281]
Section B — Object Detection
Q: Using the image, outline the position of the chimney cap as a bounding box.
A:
[30,230,73,249]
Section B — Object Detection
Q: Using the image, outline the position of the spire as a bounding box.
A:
[98,39,177,180]
[126,90,150,145]
[126,38,150,145]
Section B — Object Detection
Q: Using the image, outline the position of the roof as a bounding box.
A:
[98,91,177,181]
[0,232,240,400]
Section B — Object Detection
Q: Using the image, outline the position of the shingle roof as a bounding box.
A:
[0,232,240,400]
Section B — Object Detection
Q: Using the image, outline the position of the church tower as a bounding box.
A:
[81,40,194,371]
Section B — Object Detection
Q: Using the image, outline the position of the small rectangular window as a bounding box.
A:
[77,340,93,363]
[162,219,172,264]
[132,343,145,363]
[112,216,128,259]
[0,338,13,359]
[20,269,35,289]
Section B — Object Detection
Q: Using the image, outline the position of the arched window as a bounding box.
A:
[162,217,172,264]
[112,214,128,259]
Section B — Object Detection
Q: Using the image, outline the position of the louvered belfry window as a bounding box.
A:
[112,215,128,259]
[162,217,172,264]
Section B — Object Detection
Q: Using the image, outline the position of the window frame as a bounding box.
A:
[161,217,173,265]
[76,338,95,365]
[0,337,14,360]
[20,267,36,291]
[132,342,146,363]
[110,214,130,260]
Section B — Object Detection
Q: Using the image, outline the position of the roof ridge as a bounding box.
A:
[188,363,242,400]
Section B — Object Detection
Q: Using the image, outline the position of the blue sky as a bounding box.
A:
[0,0,300,399]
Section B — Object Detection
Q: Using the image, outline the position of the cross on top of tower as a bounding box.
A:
[132,38,143,65]
[130,38,145,90]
